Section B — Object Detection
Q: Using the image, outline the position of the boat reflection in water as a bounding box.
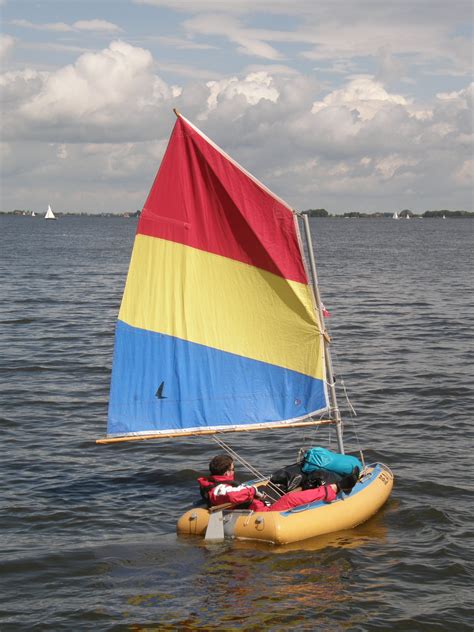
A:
[125,517,392,630]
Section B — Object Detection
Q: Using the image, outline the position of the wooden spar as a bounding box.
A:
[173,108,180,117]
[96,419,336,445]
[299,211,345,454]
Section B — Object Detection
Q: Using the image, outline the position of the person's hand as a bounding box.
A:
[253,487,265,499]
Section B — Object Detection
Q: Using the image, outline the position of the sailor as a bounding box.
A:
[198,454,359,512]
[197,454,266,509]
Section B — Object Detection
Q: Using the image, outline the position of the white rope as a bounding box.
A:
[329,344,366,465]
[340,376,357,418]
[212,435,285,498]
[299,415,336,454]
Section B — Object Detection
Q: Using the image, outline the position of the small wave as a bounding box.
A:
[0,318,35,325]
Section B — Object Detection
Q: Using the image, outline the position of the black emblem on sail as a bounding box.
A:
[155,381,167,399]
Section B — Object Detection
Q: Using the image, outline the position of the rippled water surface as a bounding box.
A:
[1,216,473,630]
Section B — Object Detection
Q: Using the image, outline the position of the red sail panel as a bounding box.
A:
[137,116,307,284]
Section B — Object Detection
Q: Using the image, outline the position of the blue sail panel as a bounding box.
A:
[107,321,328,437]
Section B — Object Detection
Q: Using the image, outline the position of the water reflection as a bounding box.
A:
[230,516,389,553]
[110,518,389,629]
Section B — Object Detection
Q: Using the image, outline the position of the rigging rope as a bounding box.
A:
[212,434,285,498]
[330,344,366,468]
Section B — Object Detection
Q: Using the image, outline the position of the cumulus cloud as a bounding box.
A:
[312,76,409,120]
[204,71,279,114]
[3,41,180,142]
[189,69,472,211]
[1,34,472,213]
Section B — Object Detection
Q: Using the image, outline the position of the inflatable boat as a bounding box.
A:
[177,463,394,545]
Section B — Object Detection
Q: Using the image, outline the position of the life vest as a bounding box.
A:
[197,475,241,507]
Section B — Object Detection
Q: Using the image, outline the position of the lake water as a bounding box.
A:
[1,215,473,631]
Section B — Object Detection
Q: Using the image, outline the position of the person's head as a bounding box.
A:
[209,454,234,476]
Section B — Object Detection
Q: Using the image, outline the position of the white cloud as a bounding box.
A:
[312,76,409,121]
[183,15,282,60]
[4,52,470,211]
[134,0,292,11]
[4,41,179,142]
[11,19,73,32]
[154,35,216,50]
[205,71,279,114]
[0,68,47,109]
[2,138,168,212]
[141,1,472,78]
[0,34,15,61]
[437,83,473,105]
[150,60,220,79]
[454,158,473,186]
[191,68,472,210]
[375,155,419,180]
[1,2,472,215]
[72,20,123,33]
[11,18,122,33]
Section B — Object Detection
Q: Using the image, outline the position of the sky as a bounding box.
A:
[1,0,472,214]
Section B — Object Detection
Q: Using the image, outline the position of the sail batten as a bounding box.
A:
[105,114,328,440]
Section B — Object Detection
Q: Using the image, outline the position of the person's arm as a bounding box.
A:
[210,483,257,506]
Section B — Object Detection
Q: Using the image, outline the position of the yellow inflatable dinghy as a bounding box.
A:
[177,464,394,545]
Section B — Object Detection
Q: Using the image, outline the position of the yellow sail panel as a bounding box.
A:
[119,234,325,380]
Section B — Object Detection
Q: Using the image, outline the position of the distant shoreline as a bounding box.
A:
[1,209,473,219]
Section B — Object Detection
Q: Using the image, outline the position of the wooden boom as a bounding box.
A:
[96,419,335,444]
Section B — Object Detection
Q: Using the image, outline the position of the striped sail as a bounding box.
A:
[107,114,328,438]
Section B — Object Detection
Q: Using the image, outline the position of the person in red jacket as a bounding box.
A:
[197,454,265,509]
[198,454,359,512]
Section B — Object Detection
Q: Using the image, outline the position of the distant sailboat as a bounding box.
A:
[392,211,399,220]
[44,205,56,220]
[31,211,36,217]
[442,215,446,220]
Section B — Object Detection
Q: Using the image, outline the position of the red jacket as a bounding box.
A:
[198,475,336,512]
[197,474,259,508]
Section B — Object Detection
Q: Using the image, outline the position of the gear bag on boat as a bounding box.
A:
[269,462,342,496]
[301,447,362,476]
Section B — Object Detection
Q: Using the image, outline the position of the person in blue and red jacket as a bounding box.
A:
[198,454,359,512]
[197,454,265,509]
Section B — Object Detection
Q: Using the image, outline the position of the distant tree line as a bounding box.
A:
[304,208,473,218]
[305,209,329,217]
[422,210,471,218]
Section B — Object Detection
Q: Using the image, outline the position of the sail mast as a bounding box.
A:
[300,211,344,454]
